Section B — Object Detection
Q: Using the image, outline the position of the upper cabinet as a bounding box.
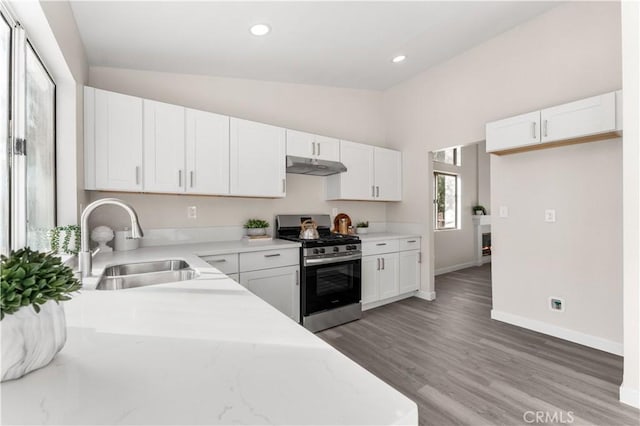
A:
[230,118,286,198]
[326,141,402,201]
[286,129,339,162]
[85,87,143,191]
[185,108,230,195]
[486,90,622,154]
[143,100,186,193]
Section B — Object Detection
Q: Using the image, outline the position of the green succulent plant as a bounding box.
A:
[244,219,270,229]
[356,221,369,228]
[49,225,81,255]
[1,247,81,320]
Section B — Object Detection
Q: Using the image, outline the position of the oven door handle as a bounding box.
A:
[304,253,362,266]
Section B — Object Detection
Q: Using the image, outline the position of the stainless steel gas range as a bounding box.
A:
[275,214,362,332]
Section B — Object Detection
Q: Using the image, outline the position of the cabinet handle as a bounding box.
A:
[372,185,375,197]
[207,259,226,263]
[376,186,379,197]
[382,257,385,270]
[543,120,548,138]
[178,170,182,187]
[376,243,387,246]
[532,122,537,139]
[264,253,281,258]
[377,258,380,271]
[418,252,422,264]
[190,171,194,188]
[135,166,140,185]
[317,143,321,156]
[312,142,316,156]
[282,179,286,193]
[407,240,417,243]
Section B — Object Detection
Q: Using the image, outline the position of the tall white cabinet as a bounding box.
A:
[326,141,402,201]
[230,118,286,197]
[85,87,143,191]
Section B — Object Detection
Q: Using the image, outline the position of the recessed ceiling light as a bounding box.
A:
[392,55,406,63]
[250,24,271,36]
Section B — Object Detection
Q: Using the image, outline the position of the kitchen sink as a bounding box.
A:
[96,260,198,290]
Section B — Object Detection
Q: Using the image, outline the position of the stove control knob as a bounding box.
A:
[333,247,340,253]
[346,245,354,250]
[319,248,326,254]
[313,248,320,255]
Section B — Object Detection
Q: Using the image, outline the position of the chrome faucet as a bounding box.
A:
[78,198,144,278]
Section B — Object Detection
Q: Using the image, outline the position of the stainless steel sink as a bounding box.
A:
[96,260,198,290]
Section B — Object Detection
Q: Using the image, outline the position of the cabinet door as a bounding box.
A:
[230,118,286,197]
[286,129,315,158]
[399,250,420,294]
[331,140,375,200]
[240,266,300,322]
[185,109,230,195]
[315,135,340,162]
[374,147,402,201]
[94,89,143,191]
[486,111,540,153]
[540,92,617,144]
[143,100,185,193]
[361,255,379,304]
[378,252,399,300]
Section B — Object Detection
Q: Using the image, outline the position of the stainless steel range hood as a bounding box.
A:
[286,156,347,176]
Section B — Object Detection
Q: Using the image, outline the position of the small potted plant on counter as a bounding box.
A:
[355,221,370,234]
[244,219,270,236]
[472,205,487,215]
[1,247,81,382]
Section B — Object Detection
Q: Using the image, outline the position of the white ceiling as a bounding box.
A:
[69,1,560,90]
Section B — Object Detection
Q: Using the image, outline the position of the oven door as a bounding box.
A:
[302,255,361,316]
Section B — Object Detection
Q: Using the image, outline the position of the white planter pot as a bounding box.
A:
[356,228,369,234]
[247,228,267,236]
[1,300,67,382]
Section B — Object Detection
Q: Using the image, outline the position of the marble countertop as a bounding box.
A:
[1,241,418,425]
[357,232,422,242]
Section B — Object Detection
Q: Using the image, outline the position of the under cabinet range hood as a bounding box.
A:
[285,156,347,176]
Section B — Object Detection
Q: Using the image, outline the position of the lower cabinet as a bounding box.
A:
[362,237,421,310]
[240,266,300,323]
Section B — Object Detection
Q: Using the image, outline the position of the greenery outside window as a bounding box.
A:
[433,147,461,166]
[434,172,459,230]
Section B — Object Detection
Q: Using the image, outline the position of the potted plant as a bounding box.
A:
[472,205,487,215]
[356,221,370,234]
[244,219,270,236]
[1,247,81,382]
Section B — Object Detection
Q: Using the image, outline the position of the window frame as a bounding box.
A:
[433,147,462,167]
[433,171,460,231]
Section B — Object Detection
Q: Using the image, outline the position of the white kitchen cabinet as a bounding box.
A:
[486,90,622,154]
[143,100,186,193]
[398,250,420,294]
[286,129,339,162]
[362,253,400,304]
[361,255,380,304]
[185,109,230,195]
[200,253,239,275]
[486,111,541,153]
[230,118,286,197]
[378,253,399,300]
[240,266,300,322]
[86,87,144,191]
[540,92,617,143]
[326,141,402,201]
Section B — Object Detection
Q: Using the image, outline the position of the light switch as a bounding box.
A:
[499,206,509,218]
[544,209,556,223]
[188,206,197,219]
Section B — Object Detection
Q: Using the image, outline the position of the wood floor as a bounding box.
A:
[318,264,640,426]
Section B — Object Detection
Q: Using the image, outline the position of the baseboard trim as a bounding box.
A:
[363,291,417,311]
[620,385,640,408]
[435,261,477,276]
[491,310,623,356]
[415,290,436,301]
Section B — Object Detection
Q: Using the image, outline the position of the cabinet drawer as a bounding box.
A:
[399,238,421,252]
[362,240,399,256]
[200,253,239,274]
[240,248,299,272]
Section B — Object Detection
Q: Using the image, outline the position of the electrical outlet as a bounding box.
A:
[499,206,509,218]
[549,297,564,312]
[544,209,556,223]
[187,206,197,219]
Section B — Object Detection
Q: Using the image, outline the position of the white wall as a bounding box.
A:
[433,143,479,274]
[621,0,640,409]
[383,2,622,349]
[86,66,388,230]
[477,141,491,211]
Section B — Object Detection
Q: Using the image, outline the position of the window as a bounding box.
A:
[433,147,461,166]
[434,172,459,230]
[0,7,56,255]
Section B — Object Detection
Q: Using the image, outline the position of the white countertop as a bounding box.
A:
[1,240,418,425]
[356,232,421,242]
